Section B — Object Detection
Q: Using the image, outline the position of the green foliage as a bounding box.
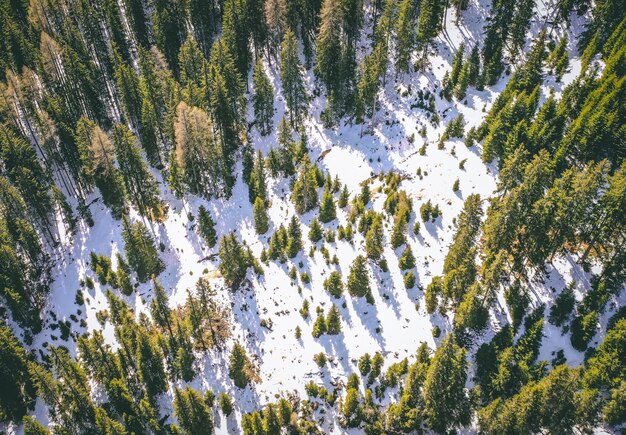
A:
[347,256,371,298]
[229,342,256,388]
[197,206,217,247]
[173,386,214,434]
[122,216,163,282]
[324,271,344,298]
[253,197,269,234]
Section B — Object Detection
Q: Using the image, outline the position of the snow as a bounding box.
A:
[9,2,624,434]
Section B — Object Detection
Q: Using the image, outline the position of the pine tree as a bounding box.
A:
[292,156,319,214]
[326,305,342,334]
[319,182,337,222]
[324,271,344,298]
[219,232,252,289]
[178,36,209,107]
[286,216,303,258]
[112,123,162,220]
[253,197,270,235]
[468,45,481,87]
[396,0,416,74]
[222,0,251,77]
[136,331,167,399]
[229,342,255,388]
[365,217,384,260]
[150,279,173,336]
[423,335,470,433]
[399,245,416,270]
[122,216,163,282]
[23,416,50,434]
[338,184,350,208]
[309,217,323,242]
[348,255,371,298]
[0,325,35,422]
[280,30,307,128]
[198,205,217,248]
[252,60,275,136]
[312,312,327,338]
[153,0,186,73]
[416,0,445,48]
[249,150,268,204]
[173,386,214,435]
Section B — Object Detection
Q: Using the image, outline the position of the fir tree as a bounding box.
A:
[173,386,214,435]
[229,342,255,388]
[198,206,217,248]
[136,331,167,399]
[399,245,416,270]
[309,217,323,242]
[338,184,350,208]
[113,123,162,220]
[324,271,344,298]
[280,30,307,128]
[348,255,371,298]
[423,335,471,433]
[365,217,384,260]
[312,312,327,338]
[122,216,163,282]
[292,156,319,214]
[0,325,35,422]
[319,182,337,223]
[219,232,252,289]
[326,305,342,334]
[286,216,303,258]
[253,197,270,235]
[252,60,275,136]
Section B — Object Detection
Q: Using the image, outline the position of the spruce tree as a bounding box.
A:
[252,60,275,136]
[395,0,416,74]
[280,30,307,128]
[173,386,214,435]
[229,342,254,388]
[198,206,217,248]
[312,312,327,338]
[324,271,344,298]
[292,156,319,214]
[319,182,337,223]
[0,325,35,422]
[348,255,371,298]
[218,232,251,289]
[122,216,163,282]
[309,217,323,242]
[365,217,384,260]
[253,197,270,235]
[286,216,303,258]
[326,305,342,334]
[113,123,162,220]
[399,245,416,270]
[423,335,470,433]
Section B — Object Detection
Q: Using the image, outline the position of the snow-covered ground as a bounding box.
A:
[14,2,625,434]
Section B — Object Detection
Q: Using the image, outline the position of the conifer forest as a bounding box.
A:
[1,0,626,432]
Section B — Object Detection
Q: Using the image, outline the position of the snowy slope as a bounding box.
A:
[13,2,625,434]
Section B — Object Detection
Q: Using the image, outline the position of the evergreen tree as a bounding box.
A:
[136,331,167,399]
[423,335,471,433]
[312,312,327,338]
[319,182,337,222]
[0,325,35,422]
[122,216,163,282]
[324,271,344,298]
[309,217,323,242]
[348,255,371,298]
[229,342,255,388]
[173,386,214,435]
[365,217,384,260]
[198,205,217,248]
[253,197,270,235]
[395,0,416,74]
[326,304,342,334]
[286,216,303,258]
[399,245,416,270]
[280,30,307,128]
[153,0,186,73]
[252,61,275,136]
[112,123,162,220]
[338,184,350,208]
[218,232,252,289]
[292,156,319,214]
